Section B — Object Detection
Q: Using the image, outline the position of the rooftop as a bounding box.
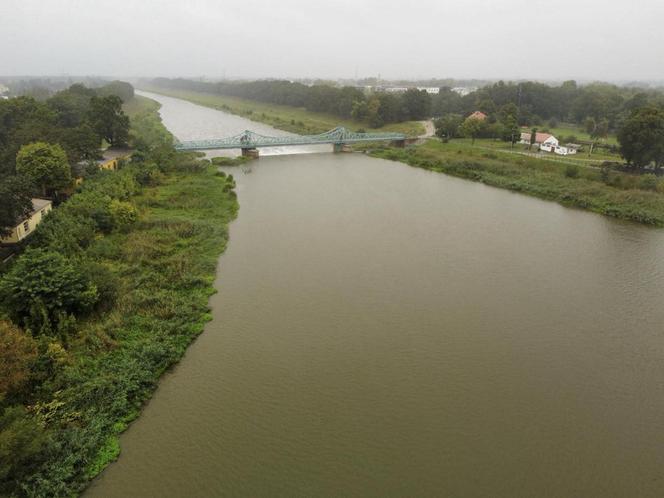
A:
[30,198,51,215]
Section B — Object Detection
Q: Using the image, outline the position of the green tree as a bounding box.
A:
[15,142,71,197]
[0,176,34,237]
[366,97,383,128]
[401,89,432,120]
[0,249,98,335]
[529,127,538,150]
[96,80,135,102]
[618,107,664,170]
[87,95,129,147]
[459,117,483,145]
[434,114,463,140]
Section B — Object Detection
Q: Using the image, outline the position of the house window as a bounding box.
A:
[23,221,30,232]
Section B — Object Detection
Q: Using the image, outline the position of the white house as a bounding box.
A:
[0,199,52,245]
[520,131,559,148]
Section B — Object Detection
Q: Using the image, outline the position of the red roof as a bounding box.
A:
[468,111,488,120]
[521,131,555,143]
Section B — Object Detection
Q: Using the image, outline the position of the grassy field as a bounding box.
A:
[139,85,425,137]
[367,139,664,227]
[466,138,623,165]
[532,122,619,146]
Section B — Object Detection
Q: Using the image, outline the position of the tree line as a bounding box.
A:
[151,77,432,126]
[0,82,132,237]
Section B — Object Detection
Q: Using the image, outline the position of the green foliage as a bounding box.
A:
[0,321,38,402]
[109,199,138,229]
[97,81,135,103]
[0,95,239,495]
[210,155,250,166]
[564,164,579,178]
[0,175,34,237]
[0,406,49,493]
[88,95,130,147]
[15,142,72,196]
[434,114,463,140]
[639,174,658,191]
[0,249,98,335]
[618,106,664,169]
[459,117,483,144]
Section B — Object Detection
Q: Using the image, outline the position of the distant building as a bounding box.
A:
[0,199,52,245]
[452,86,477,96]
[416,87,441,94]
[383,87,409,93]
[468,111,488,121]
[520,131,559,147]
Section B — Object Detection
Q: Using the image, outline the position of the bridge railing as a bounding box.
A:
[174,127,406,151]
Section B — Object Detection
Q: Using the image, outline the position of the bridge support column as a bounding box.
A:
[333,143,351,153]
[241,148,259,158]
[391,139,406,148]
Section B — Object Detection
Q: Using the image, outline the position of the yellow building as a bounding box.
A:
[0,199,52,245]
[99,149,132,171]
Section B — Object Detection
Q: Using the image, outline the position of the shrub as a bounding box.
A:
[0,406,49,494]
[639,174,658,191]
[0,321,38,401]
[0,249,99,336]
[564,164,579,178]
[109,200,138,230]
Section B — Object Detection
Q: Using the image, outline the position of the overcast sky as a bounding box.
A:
[2,0,663,82]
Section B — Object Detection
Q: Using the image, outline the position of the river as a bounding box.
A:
[86,91,664,497]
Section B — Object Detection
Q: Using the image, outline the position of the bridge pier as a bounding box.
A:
[241,148,259,158]
[391,139,406,148]
[333,143,352,153]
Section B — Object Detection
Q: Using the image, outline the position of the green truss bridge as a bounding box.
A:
[174,127,407,157]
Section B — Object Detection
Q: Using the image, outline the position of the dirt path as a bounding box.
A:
[419,119,435,138]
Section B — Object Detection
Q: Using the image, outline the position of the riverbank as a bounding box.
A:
[368,139,664,226]
[1,96,239,495]
[139,85,425,137]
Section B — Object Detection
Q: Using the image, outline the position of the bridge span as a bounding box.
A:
[174,126,407,157]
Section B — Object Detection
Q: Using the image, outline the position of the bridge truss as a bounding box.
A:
[174,127,406,151]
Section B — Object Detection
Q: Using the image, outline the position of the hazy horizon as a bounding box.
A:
[2,0,664,82]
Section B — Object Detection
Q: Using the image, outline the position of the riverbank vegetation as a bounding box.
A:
[0,89,239,496]
[368,140,664,226]
[141,82,425,136]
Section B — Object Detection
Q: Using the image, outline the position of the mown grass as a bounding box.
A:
[139,85,425,137]
[439,138,622,166]
[369,139,664,226]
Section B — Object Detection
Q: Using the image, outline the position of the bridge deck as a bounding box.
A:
[174,127,406,151]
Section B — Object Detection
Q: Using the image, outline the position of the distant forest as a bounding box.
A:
[150,77,664,131]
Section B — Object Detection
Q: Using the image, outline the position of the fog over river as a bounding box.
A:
[86,91,664,497]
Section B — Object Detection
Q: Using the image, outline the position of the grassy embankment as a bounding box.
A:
[3,96,239,495]
[136,86,664,227]
[139,85,425,137]
[369,139,664,226]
